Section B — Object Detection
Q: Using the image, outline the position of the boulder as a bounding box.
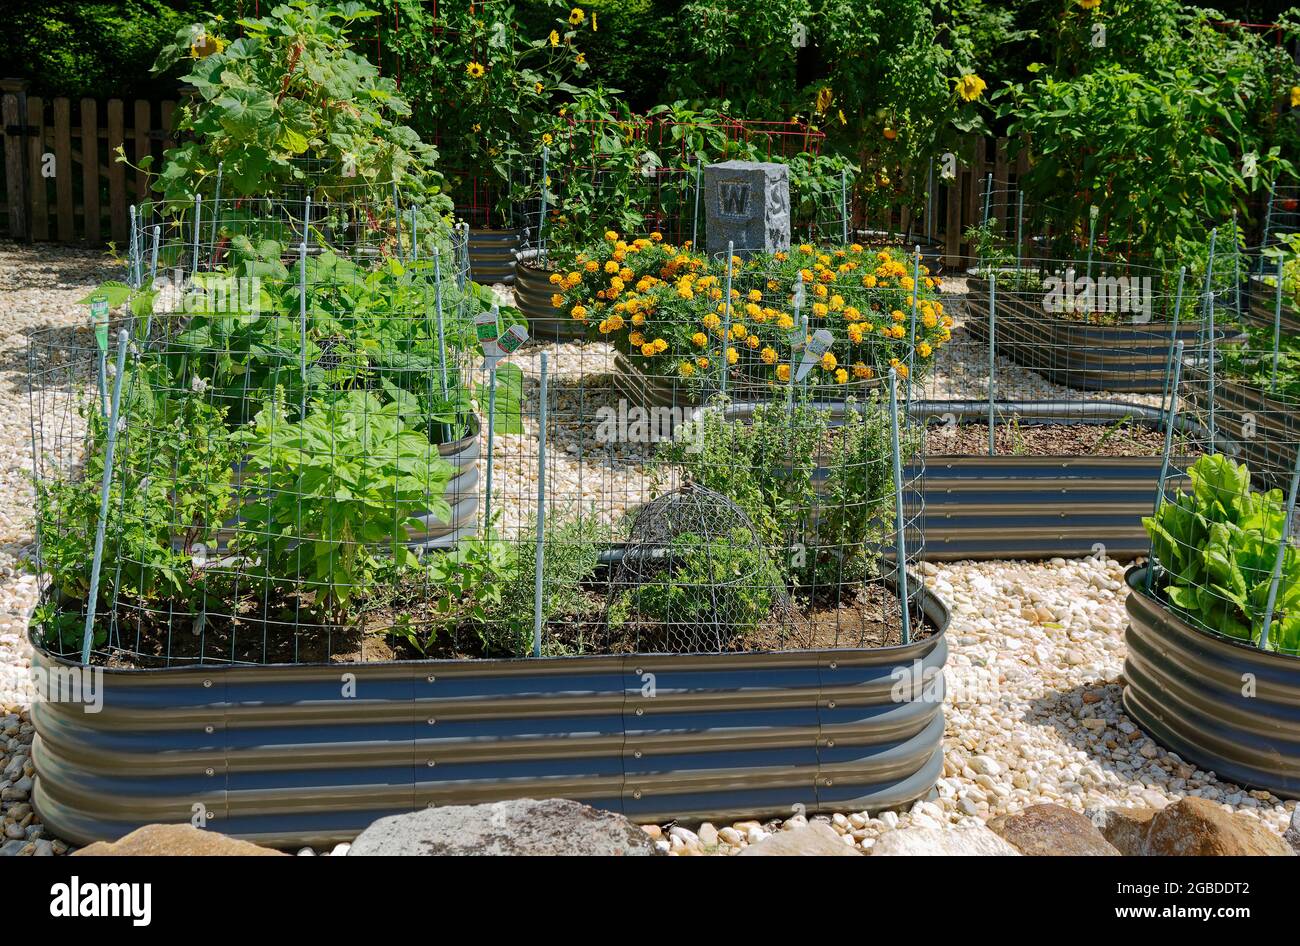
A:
[348,798,657,856]
[870,824,1021,856]
[988,804,1118,856]
[737,823,860,856]
[1142,797,1294,856]
[1088,806,1159,856]
[1284,808,1300,855]
[74,824,285,856]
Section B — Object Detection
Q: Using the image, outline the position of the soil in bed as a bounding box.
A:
[82,578,932,669]
[930,419,1202,458]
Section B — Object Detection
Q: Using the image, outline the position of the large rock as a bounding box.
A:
[870,825,1021,856]
[1142,797,1295,856]
[1284,808,1300,855]
[348,798,657,856]
[74,824,285,856]
[988,804,1118,856]
[737,823,860,857]
[1088,806,1160,856]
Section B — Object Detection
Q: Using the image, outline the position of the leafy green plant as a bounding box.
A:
[147,2,449,214]
[1144,454,1300,653]
[234,389,455,622]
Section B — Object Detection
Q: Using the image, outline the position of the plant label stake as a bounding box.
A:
[80,329,130,665]
[534,352,549,658]
[795,329,834,383]
[888,368,912,646]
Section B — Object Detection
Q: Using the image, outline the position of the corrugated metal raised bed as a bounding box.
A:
[915,401,1209,561]
[1183,367,1297,492]
[514,257,589,343]
[1246,275,1300,335]
[30,585,948,848]
[467,228,522,285]
[1122,565,1300,799]
[965,273,1202,393]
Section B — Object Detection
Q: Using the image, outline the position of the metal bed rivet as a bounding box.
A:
[635,707,644,716]
[202,679,212,688]
[634,667,642,675]
[204,725,214,734]
[427,760,436,767]
[427,718,436,725]
[827,739,835,747]
[633,750,642,759]
[827,700,836,709]
[426,675,436,683]
[824,779,833,787]
[205,767,214,776]
[632,790,641,799]
[828,661,837,670]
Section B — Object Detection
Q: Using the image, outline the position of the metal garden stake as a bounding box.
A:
[534,352,549,658]
[1259,445,1300,651]
[1147,341,1185,593]
[721,241,734,397]
[1273,255,1284,394]
[988,272,997,456]
[888,368,911,646]
[80,329,130,665]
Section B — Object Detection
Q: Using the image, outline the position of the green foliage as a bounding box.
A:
[32,366,238,651]
[235,389,455,622]
[660,397,915,587]
[148,2,449,212]
[614,527,784,640]
[1144,454,1300,653]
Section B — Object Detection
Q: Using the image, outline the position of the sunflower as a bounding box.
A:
[466,61,486,79]
[569,7,585,25]
[956,74,986,102]
[549,29,560,46]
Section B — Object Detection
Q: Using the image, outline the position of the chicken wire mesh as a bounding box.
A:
[29,188,933,667]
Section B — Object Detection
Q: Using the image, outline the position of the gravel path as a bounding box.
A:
[0,246,1292,857]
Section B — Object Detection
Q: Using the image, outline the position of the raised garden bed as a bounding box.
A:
[514,257,589,343]
[964,272,1203,393]
[915,401,1212,561]
[1183,366,1297,492]
[468,228,523,285]
[29,581,949,848]
[1123,564,1300,799]
[1245,274,1300,335]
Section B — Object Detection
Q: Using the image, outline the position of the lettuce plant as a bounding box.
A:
[1144,454,1300,653]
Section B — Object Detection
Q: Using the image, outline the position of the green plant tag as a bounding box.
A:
[89,295,110,354]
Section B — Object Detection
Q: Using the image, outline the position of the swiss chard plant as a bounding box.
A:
[1144,454,1300,653]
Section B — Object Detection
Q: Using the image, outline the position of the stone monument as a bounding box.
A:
[703,160,790,258]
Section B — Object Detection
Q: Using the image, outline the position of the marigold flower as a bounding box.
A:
[551,293,564,308]
[571,305,588,320]
[821,352,837,371]
[776,364,791,382]
[835,368,848,384]
[679,361,695,377]
[853,362,873,380]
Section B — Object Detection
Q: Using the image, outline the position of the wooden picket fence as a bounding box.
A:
[0,81,180,246]
[0,79,1027,266]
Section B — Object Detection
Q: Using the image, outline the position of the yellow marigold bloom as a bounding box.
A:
[608,314,625,330]
[811,302,828,318]
[835,368,848,384]
[850,243,863,253]
[861,274,877,288]
[610,277,624,292]
[731,324,747,340]
[697,357,710,369]
[844,305,861,322]
[745,302,762,319]
[604,230,619,242]
[549,272,562,285]
[813,283,828,298]
[922,312,938,329]
[650,231,663,241]
[702,313,721,330]
[747,289,763,303]
[900,276,914,291]
[571,305,588,320]
[776,364,791,382]
[692,332,707,348]
[746,334,760,349]
[467,62,486,79]
[847,324,864,344]
[604,260,619,275]
[551,293,564,308]
[777,314,794,330]
[677,285,694,300]
[585,261,599,273]
[726,347,738,365]
[760,346,778,365]
[821,351,837,371]
[641,342,657,357]
[629,331,645,347]
[800,268,814,282]
[653,338,667,353]
[891,309,906,322]
[957,73,987,102]
[679,361,694,377]
[853,362,873,380]
[892,325,906,339]
[917,341,933,358]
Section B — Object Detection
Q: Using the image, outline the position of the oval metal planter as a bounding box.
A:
[514,259,589,343]
[1183,367,1297,493]
[1246,276,1300,335]
[965,274,1205,393]
[29,585,948,848]
[1123,564,1300,799]
[468,228,522,285]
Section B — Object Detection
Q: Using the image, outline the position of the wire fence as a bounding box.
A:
[29,184,933,668]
